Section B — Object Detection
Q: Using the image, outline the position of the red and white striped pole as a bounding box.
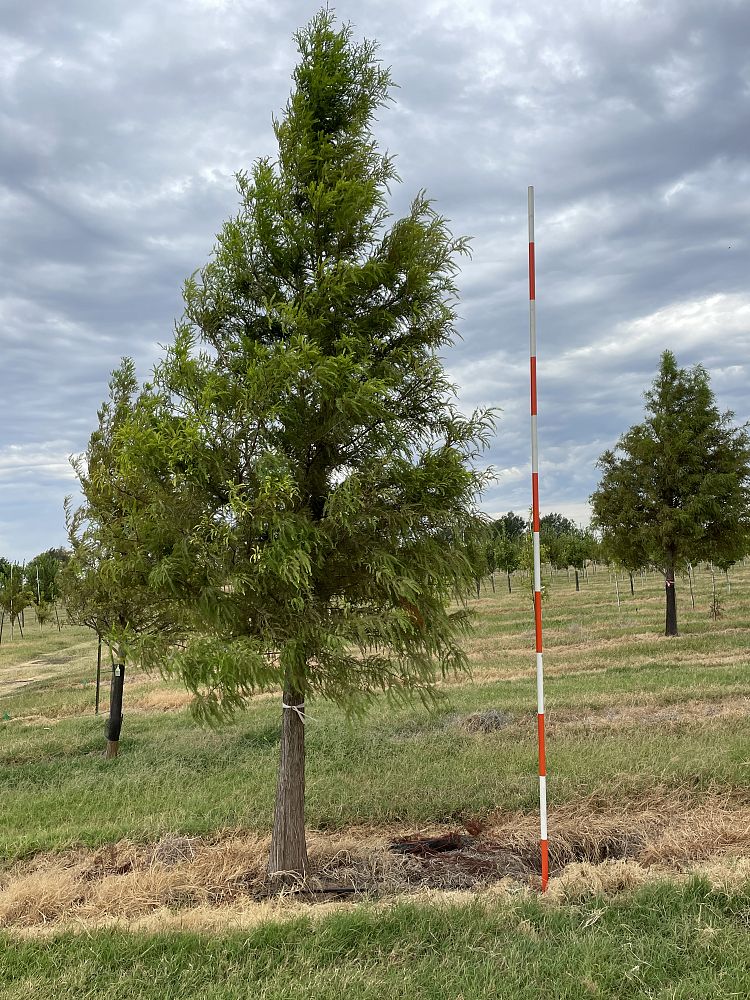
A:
[528,185,549,891]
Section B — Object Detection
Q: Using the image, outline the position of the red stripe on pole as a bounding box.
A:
[541,841,549,889]
[530,356,538,415]
[529,243,536,300]
[537,714,546,775]
[532,474,540,531]
[534,591,543,651]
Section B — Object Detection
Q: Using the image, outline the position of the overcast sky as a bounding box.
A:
[1,0,748,561]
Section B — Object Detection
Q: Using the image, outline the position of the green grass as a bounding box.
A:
[1,563,749,995]
[1,563,749,860]
[0,623,96,669]
[0,670,747,859]
[2,879,749,999]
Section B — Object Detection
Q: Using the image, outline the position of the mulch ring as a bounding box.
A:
[384,827,640,891]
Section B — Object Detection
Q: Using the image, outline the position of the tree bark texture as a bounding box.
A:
[665,564,678,636]
[105,662,125,758]
[268,686,309,881]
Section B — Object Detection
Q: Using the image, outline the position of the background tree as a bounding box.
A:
[114,11,494,881]
[0,564,33,640]
[64,360,184,757]
[560,529,595,592]
[539,513,578,576]
[591,351,750,636]
[493,530,521,593]
[26,548,69,602]
[539,512,577,540]
[493,511,525,542]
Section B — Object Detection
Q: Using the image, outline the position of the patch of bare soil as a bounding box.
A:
[1,792,748,933]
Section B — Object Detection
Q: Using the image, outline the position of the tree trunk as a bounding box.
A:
[105,662,125,758]
[665,564,678,636]
[629,572,635,596]
[489,573,495,593]
[507,571,512,594]
[574,569,580,592]
[268,686,309,882]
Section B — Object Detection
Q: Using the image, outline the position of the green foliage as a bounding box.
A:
[0,563,34,633]
[591,351,750,576]
[493,531,521,576]
[111,11,495,720]
[492,511,526,541]
[24,548,69,604]
[539,511,577,539]
[63,359,184,654]
[559,529,596,571]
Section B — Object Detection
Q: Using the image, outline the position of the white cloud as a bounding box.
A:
[0,444,75,482]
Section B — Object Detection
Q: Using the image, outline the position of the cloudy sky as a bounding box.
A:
[1,0,748,561]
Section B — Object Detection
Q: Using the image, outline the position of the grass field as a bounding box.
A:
[1,560,748,997]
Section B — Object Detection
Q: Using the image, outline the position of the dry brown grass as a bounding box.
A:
[546,696,750,732]
[1,791,748,932]
[128,688,196,712]
[9,856,750,940]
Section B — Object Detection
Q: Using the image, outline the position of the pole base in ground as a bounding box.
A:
[105,740,119,759]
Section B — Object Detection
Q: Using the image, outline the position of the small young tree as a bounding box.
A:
[26,548,69,606]
[538,513,579,577]
[64,361,184,756]
[591,351,750,636]
[0,565,33,640]
[560,531,589,592]
[114,10,494,881]
[494,531,521,593]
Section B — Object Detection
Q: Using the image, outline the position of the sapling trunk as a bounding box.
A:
[574,569,580,592]
[507,571,512,593]
[629,571,635,596]
[105,662,125,758]
[665,563,678,636]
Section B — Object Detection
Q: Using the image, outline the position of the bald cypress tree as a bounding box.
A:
[591,351,750,636]
[117,11,494,879]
